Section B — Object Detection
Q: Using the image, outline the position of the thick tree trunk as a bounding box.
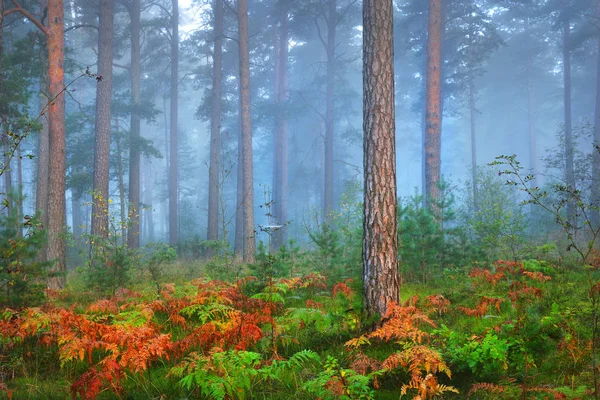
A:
[169,0,179,245]
[424,0,442,214]
[91,0,114,239]
[362,0,399,317]
[234,128,244,258]
[207,0,223,244]
[324,0,335,223]
[273,0,289,249]
[46,0,67,289]
[127,0,141,248]
[563,19,575,228]
[238,0,255,263]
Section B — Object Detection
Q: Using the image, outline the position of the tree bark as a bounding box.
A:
[238,0,255,263]
[525,17,537,187]
[46,0,67,289]
[324,0,335,223]
[127,0,141,248]
[234,128,244,258]
[273,0,289,249]
[169,0,179,245]
[91,0,114,239]
[563,19,575,227]
[115,114,127,242]
[207,0,223,244]
[424,0,442,214]
[362,0,399,317]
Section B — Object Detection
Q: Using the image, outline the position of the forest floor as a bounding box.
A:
[0,256,598,399]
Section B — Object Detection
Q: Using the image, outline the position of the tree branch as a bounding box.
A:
[64,24,98,33]
[4,0,48,36]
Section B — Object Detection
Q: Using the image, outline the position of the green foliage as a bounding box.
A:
[437,326,511,378]
[0,206,48,307]
[140,242,177,294]
[302,356,374,400]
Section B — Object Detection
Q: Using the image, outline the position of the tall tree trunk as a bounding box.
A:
[273,0,289,249]
[143,163,154,242]
[468,76,478,211]
[91,0,114,239]
[234,128,244,258]
[115,114,127,242]
[46,0,67,289]
[525,17,537,186]
[36,81,49,260]
[563,19,575,228]
[324,0,335,223]
[169,0,179,245]
[127,0,141,248]
[591,2,600,229]
[71,191,82,238]
[424,0,442,214]
[362,0,399,317]
[207,0,223,244]
[238,0,255,263]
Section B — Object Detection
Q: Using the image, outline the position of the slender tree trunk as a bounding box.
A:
[238,0,255,263]
[207,0,223,243]
[46,0,67,289]
[143,165,155,242]
[563,19,575,227]
[91,0,114,239]
[468,76,478,211]
[115,115,127,242]
[424,0,442,214]
[591,2,600,229]
[16,144,22,236]
[71,191,82,238]
[362,0,399,317]
[127,0,141,248]
[169,0,179,245]
[273,0,289,249]
[525,17,537,186]
[324,0,335,223]
[234,128,244,258]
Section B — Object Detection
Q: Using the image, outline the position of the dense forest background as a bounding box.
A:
[2,0,600,399]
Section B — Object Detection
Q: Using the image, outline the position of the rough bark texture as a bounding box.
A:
[238,0,255,263]
[46,0,66,290]
[424,0,442,212]
[362,0,400,318]
[91,0,114,239]
[563,19,575,226]
[207,0,223,243]
[127,0,141,248]
[324,0,335,223]
[591,2,600,229]
[273,0,289,249]
[169,0,179,245]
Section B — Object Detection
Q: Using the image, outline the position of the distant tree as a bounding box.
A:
[424,0,442,214]
[125,0,142,249]
[238,0,255,263]
[91,0,115,240]
[169,0,179,245]
[593,0,600,227]
[207,0,224,245]
[272,0,289,249]
[362,0,400,317]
